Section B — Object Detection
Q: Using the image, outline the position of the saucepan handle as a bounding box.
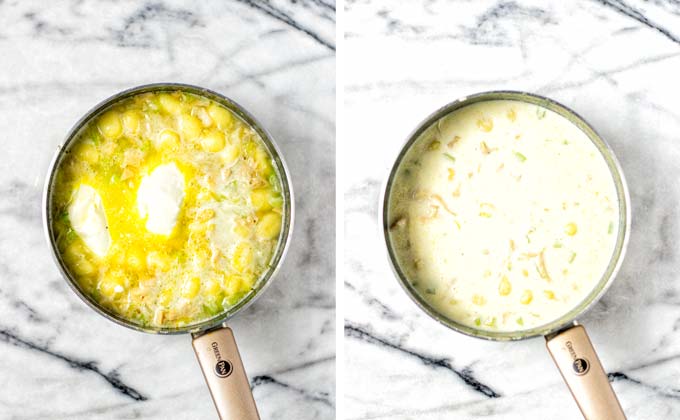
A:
[545,323,625,420]
[192,326,260,420]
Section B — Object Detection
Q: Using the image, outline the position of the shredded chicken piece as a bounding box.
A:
[447,136,461,148]
[431,194,457,216]
[537,249,552,282]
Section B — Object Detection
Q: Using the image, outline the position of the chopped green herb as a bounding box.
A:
[536,108,547,119]
[58,211,70,224]
[516,317,524,326]
[211,191,228,202]
[526,234,531,244]
[268,173,280,191]
[425,287,436,295]
[65,228,78,243]
[443,153,456,163]
[90,128,103,144]
[474,317,481,326]
[562,139,569,145]
[608,221,614,234]
[514,151,527,162]
[553,242,563,248]
[428,140,441,151]
[484,317,497,327]
[569,252,577,264]
[141,139,152,152]
[269,194,283,208]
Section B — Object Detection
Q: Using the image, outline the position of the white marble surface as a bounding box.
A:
[0,1,334,419]
[344,1,680,419]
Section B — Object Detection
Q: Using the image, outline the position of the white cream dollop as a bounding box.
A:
[68,184,111,257]
[137,162,185,235]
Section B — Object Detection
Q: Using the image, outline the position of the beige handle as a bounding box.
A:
[192,326,260,420]
[545,323,625,420]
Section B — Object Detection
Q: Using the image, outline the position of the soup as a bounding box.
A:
[50,91,284,328]
[387,100,618,331]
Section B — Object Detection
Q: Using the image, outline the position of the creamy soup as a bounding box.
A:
[388,100,619,332]
[50,91,285,328]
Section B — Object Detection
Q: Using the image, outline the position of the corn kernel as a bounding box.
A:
[520,290,533,305]
[147,251,171,271]
[205,279,221,295]
[565,222,578,236]
[158,288,173,306]
[253,147,273,176]
[476,117,493,132]
[182,277,201,299]
[98,111,122,139]
[234,223,251,238]
[73,258,96,276]
[544,290,556,300]
[200,130,226,152]
[158,129,180,150]
[99,274,125,298]
[232,242,253,273]
[159,93,182,114]
[77,142,99,164]
[241,272,256,289]
[197,209,215,222]
[179,113,202,139]
[194,107,213,127]
[448,168,455,181]
[498,276,512,296]
[256,212,282,240]
[208,103,233,129]
[122,110,142,134]
[127,249,146,271]
[224,274,242,295]
[251,188,274,211]
[472,294,486,306]
[65,242,85,261]
[222,143,240,165]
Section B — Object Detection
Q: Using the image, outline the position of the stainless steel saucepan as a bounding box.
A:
[381,91,630,419]
[43,83,294,419]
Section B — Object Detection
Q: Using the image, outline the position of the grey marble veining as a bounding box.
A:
[0,1,335,419]
[344,1,680,419]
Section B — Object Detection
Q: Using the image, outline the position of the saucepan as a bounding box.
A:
[43,83,294,419]
[381,91,630,419]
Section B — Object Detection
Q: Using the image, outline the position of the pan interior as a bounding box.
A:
[383,91,629,341]
[44,84,293,334]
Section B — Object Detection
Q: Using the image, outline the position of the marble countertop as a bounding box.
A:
[0,1,335,419]
[344,1,680,419]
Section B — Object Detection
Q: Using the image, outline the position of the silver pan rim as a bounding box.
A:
[380,90,631,341]
[42,82,295,335]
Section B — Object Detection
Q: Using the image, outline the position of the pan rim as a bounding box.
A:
[42,82,295,335]
[380,90,631,341]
